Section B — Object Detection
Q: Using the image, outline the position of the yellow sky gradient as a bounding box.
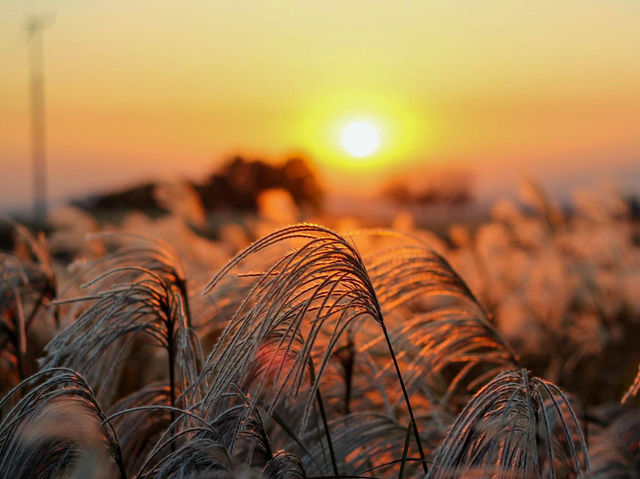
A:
[1,0,640,209]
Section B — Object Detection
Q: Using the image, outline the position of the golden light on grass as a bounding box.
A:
[341,120,380,158]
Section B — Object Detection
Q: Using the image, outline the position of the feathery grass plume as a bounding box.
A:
[208,399,308,478]
[346,230,517,404]
[165,415,307,479]
[44,267,200,406]
[43,235,201,407]
[352,229,485,313]
[319,230,516,460]
[106,403,222,479]
[0,367,125,478]
[210,402,272,463]
[125,404,233,478]
[262,450,306,478]
[56,232,192,333]
[83,232,191,314]
[196,224,378,413]
[126,399,278,478]
[427,369,589,478]
[194,224,430,473]
[0,222,56,389]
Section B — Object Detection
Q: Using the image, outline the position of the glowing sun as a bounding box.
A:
[341,121,380,158]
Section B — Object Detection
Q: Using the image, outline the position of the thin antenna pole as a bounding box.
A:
[26,15,50,224]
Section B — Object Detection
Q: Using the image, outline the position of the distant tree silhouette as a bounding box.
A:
[195,156,322,212]
[79,156,323,214]
[87,182,160,211]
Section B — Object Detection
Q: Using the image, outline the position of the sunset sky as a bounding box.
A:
[1,0,640,211]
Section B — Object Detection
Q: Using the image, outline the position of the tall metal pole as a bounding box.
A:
[26,15,50,224]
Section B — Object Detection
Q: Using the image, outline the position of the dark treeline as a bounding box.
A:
[77,156,323,214]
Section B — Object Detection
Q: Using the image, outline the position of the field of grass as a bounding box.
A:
[1,181,639,478]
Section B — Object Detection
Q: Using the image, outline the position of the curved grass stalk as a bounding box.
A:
[0,367,126,478]
[44,266,198,407]
[44,234,202,413]
[427,369,589,478]
[191,224,430,473]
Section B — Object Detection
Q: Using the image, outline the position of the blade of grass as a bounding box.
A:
[398,419,413,479]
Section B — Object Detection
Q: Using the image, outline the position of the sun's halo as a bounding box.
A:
[341,121,380,158]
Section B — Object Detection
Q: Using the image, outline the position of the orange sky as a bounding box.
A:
[1,0,640,210]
